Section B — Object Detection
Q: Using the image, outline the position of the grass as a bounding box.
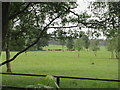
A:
[44,44,67,50]
[1,45,119,88]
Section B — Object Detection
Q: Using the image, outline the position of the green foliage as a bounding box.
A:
[90,2,120,38]
[106,38,115,52]
[53,30,67,47]
[66,39,74,49]
[68,12,91,25]
[5,21,27,51]
[28,38,49,51]
[6,2,78,52]
[10,36,26,51]
[8,20,49,51]
[74,38,83,51]
[106,35,120,59]
[82,35,90,50]
[26,75,59,89]
[90,39,100,54]
[44,75,59,88]
[115,36,120,51]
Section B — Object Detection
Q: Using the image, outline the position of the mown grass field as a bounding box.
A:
[1,45,119,88]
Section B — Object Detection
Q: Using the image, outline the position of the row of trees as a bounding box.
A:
[52,30,100,57]
[74,38,99,57]
[53,28,119,59]
[64,37,99,57]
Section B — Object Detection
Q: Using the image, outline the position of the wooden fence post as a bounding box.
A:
[56,77,60,88]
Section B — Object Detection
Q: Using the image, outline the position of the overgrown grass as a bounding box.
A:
[1,45,119,88]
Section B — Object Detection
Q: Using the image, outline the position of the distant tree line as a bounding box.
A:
[50,30,101,57]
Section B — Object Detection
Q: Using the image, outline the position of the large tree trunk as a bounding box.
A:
[0,2,2,56]
[6,33,12,72]
[6,47,11,72]
[2,2,10,47]
[2,2,11,72]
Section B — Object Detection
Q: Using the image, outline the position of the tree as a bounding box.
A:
[108,2,120,59]
[114,36,120,59]
[74,38,83,58]
[5,31,11,72]
[53,30,67,51]
[2,2,33,71]
[0,2,2,56]
[29,38,49,51]
[66,38,74,50]
[90,2,120,59]
[2,2,10,47]
[90,39,100,56]
[106,38,115,59]
[36,38,49,51]
[115,35,120,59]
[107,36,120,59]
[82,34,90,51]
[1,2,79,66]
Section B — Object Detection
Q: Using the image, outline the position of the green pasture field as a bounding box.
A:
[1,45,119,88]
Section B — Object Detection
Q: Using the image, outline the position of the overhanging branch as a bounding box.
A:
[48,25,78,28]
[67,8,107,28]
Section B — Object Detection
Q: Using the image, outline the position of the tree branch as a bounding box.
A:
[67,8,107,28]
[48,25,78,28]
[9,3,31,20]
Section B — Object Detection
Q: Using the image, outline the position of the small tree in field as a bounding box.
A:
[74,38,83,58]
[114,35,120,59]
[106,38,115,59]
[66,38,74,50]
[106,35,120,59]
[53,30,66,52]
[82,35,90,51]
[90,39,100,56]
